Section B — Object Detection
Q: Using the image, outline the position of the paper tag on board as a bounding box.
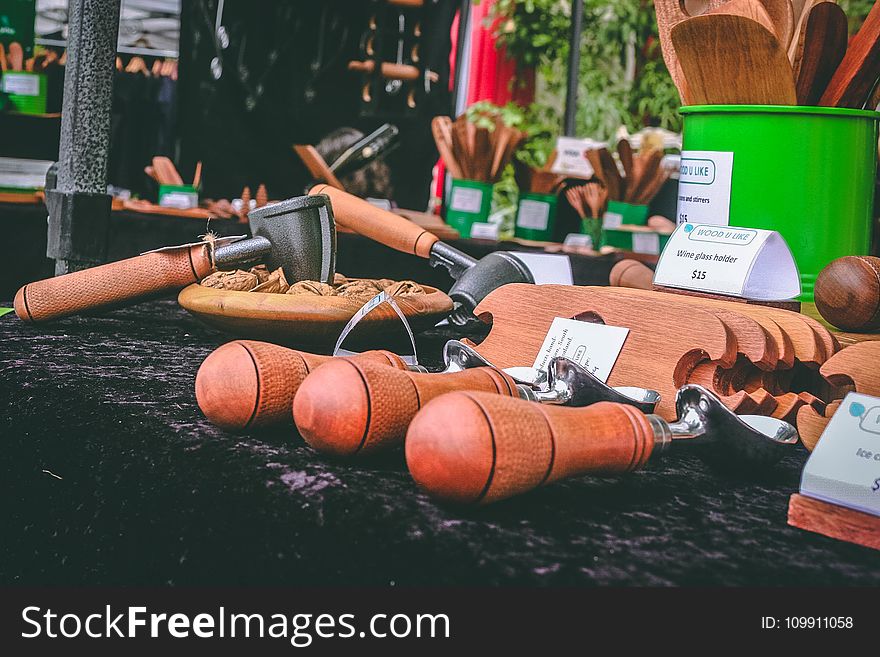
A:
[450,186,483,213]
[563,233,593,249]
[2,73,40,96]
[532,317,629,381]
[469,222,499,240]
[652,223,800,300]
[516,199,551,230]
[800,393,880,518]
[513,253,573,285]
[632,232,660,255]
[676,150,734,225]
[602,211,623,229]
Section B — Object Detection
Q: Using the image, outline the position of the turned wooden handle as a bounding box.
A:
[347,60,421,80]
[609,259,654,290]
[195,340,409,431]
[405,393,657,505]
[309,184,439,258]
[14,245,213,323]
[293,360,519,457]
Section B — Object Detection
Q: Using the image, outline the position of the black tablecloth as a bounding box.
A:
[1,298,878,586]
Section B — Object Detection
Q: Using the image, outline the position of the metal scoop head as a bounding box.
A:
[537,357,661,413]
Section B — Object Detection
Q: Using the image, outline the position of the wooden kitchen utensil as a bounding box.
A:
[819,0,880,107]
[196,340,410,431]
[7,42,23,71]
[0,44,7,72]
[788,0,822,63]
[468,284,738,419]
[706,0,779,39]
[672,14,798,105]
[152,156,184,185]
[792,1,848,104]
[432,116,463,179]
[759,0,796,49]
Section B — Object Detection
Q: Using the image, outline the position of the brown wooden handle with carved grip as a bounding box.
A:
[405,393,657,505]
[195,340,410,431]
[14,245,214,323]
[309,184,439,258]
[293,360,519,457]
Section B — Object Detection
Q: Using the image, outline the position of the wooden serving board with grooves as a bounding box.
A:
[468,284,737,420]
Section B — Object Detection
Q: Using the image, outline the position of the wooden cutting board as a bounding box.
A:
[469,284,737,419]
[671,14,798,105]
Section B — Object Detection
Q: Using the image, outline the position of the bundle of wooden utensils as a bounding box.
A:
[0,42,63,72]
[655,0,880,108]
[431,114,525,183]
[584,138,670,206]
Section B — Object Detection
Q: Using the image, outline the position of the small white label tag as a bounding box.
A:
[516,199,551,230]
[652,223,800,300]
[2,73,40,96]
[450,187,483,213]
[800,392,880,518]
[513,253,573,285]
[676,150,734,225]
[469,222,499,240]
[531,317,629,381]
[602,212,623,229]
[632,232,660,255]
[551,136,606,178]
[563,233,593,249]
[160,191,199,209]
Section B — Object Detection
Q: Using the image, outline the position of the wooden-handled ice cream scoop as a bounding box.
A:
[196,340,414,431]
[406,384,798,505]
[294,355,660,457]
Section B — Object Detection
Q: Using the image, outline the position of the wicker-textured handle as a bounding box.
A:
[14,245,213,323]
[405,393,657,505]
[195,340,409,431]
[293,360,518,457]
[309,184,439,258]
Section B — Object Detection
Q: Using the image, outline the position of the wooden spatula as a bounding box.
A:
[672,14,798,105]
[617,139,636,201]
[431,116,463,179]
[706,0,779,40]
[820,0,880,108]
[793,2,848,104]
[7,42,23,71]
[758,0,795,49]
[788,0,821,62]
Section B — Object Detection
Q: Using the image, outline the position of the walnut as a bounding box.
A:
[251,267,290,294]
[200,269,259,291]
[384,280,424,296]
[336,280,383,301]
[287,281,336,296]
[333,272,349,286]
[374,278,395,288]
[249,264,270,283]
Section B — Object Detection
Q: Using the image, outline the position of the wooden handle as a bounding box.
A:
[195,340,409,431]
[347,60,420,80]
[14,245,213,323]
[609,259,654,290]
[293,360,518,457]
[405,393,657,505]
[309,185,439,258]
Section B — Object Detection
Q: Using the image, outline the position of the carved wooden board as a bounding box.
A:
[470,284,737,419]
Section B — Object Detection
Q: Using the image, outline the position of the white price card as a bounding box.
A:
[516,199,551,230]
[632,232,660,255]
[602,211,623,229]
[468,222,499,240]
[532,317,629,381]
[676,150,734,226]
[563,233,593,249]
[450,187,483,213]
[550,136,606,178]
[513,253,573,285]
[800,393,880,518]
[1,73,40,96]
[652,223,800,300]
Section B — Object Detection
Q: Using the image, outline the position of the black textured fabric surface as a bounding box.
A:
[1,300,878,586]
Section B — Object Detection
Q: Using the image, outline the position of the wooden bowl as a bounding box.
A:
[178,282,453,351]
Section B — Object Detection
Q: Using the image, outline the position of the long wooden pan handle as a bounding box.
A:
[195,340,409,431]
[347,60,421,81]
[405,393,657,505]
[14,245,214,324]
[293,360,518,457]
[309,185,439,258]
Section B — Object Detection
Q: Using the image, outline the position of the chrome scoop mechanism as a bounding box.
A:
[648,384,799,467]
[437,341,660,413]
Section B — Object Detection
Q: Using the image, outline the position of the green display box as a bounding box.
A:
[159,184,199,210]
[602,200,649,228]
[514,192,558,241]
[445,178,493,239]
[1,71,47,114]
[603,227,670,256]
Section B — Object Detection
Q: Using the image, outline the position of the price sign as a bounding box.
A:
[652,223,800,300]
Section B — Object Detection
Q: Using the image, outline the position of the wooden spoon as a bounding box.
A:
[793,2,848,105]
[758,0,795,49]
[788,0,820,62]
[820,0,880,108]
[617,139,636,201]
[7,42,23,71]
[706,0,779,40]
[671,14,797,105]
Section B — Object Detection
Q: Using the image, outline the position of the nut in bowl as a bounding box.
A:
[178,267,452,351]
